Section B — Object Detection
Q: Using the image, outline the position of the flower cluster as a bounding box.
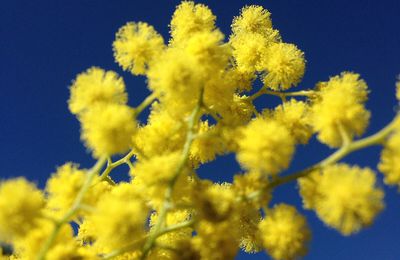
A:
[0,2,399,260]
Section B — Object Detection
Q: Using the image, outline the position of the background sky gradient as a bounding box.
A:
[1,0,400,259]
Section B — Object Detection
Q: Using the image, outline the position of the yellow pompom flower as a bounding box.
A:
[236,117,295,175]
[46,242,98,260]
[300,164,384,235]
[190,120,225,165]
[193,220,239,260]
[311,72,370,147]
[46,163,110,218]
[131,152,193,209]
[170,1,216,45]
[113,22,164,75]
[232,5,273,36]
[258,204,310,260]
[68,67,128,115]
[0,178,45,240]
[268,99,313,144]
[378,130,400,188]
[147,48,203,110]
[80,104,137,157]
[258,42,306,90]
[91,185,149,249]
[13,220,73,259]
[133,103,186,157]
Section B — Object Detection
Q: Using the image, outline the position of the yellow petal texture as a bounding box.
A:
[232,5,273,36]
[113,22,164,75]
[0,178,45,241]
[80,104,137,157]
[378,129,400,188]
[311,72,370,147]
[299,164,384,235]
[259,42,306,90]
[170,1,216,46]
[68,67,128,115]
[258,204,310,260]
[236,117,295,175]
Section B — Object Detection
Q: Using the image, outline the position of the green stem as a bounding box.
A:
[248,87,315,101]
[36,157,106,260]
[140,89,204,260]
[268,118,398,190]
[135,92,158,116]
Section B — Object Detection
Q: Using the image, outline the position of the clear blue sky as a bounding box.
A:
[1,0,400,259]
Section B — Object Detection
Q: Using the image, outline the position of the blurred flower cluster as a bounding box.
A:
[1,2,400,260]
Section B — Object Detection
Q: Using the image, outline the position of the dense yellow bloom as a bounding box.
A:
[13,220,73,259]
[134,103,186,157]
[131,152,193,209]
[299,164,384,235]
[46,163,110,218]
[113,22,164,75]
[80,104,137,157]
[147,48,203,115]
[68,67,128,115]
[46,242,98,260]
[0,178,45,240]
[268,99,313,144]
[311,72,370,147]
[259,43,306,90]
[378,130,400,188]
[90,185,148,249]
[232,5,272,36]
[237,117,295,175]
[236,205,263,253]
[193,220,239,260]
[233,171,270,208]
[170,1,216,45]
[190,121,225,165]
[259,204,310,260]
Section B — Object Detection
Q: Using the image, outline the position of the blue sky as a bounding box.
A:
[1,0,400,259]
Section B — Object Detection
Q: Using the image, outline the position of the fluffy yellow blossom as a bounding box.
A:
[46,163,110,218]
[194,182,235,222]
[299,164,384,235]
[378,130,400,188]
[170,1,216,45]
[131,152,193,209]
[259,43,306,90]
[134,103,186,157]
[267,99,313,144]
[80,104,137,157]
[190,121,225,165]
[233,171,270,208]
[259,204,310,260]
[0,178,45,241]
[113,22,164,75]
[311,72,370,147]
[90,185,148,249]
[232,5,272,36]
[236,205,263,254]
[46,242,98,260]
[147,48,203,115]
[68,67,128,115]
[13,220,73,259]
[237,117,295,175]
[193,220,239,260]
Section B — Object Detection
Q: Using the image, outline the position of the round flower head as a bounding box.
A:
[232,5,273,36]
[68,67,128,115]
[300,164,384,235]
[259,42,306,90]
[46,162,110,218]
[270,99,313,144]
[378,129,400,188]
[113,22,164,75]
[170,1,216,45]
[311,72,370,147]
[236,117,295,175]
[0,178,45,240]
[80,104,137,157]
[258,204,311,260]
